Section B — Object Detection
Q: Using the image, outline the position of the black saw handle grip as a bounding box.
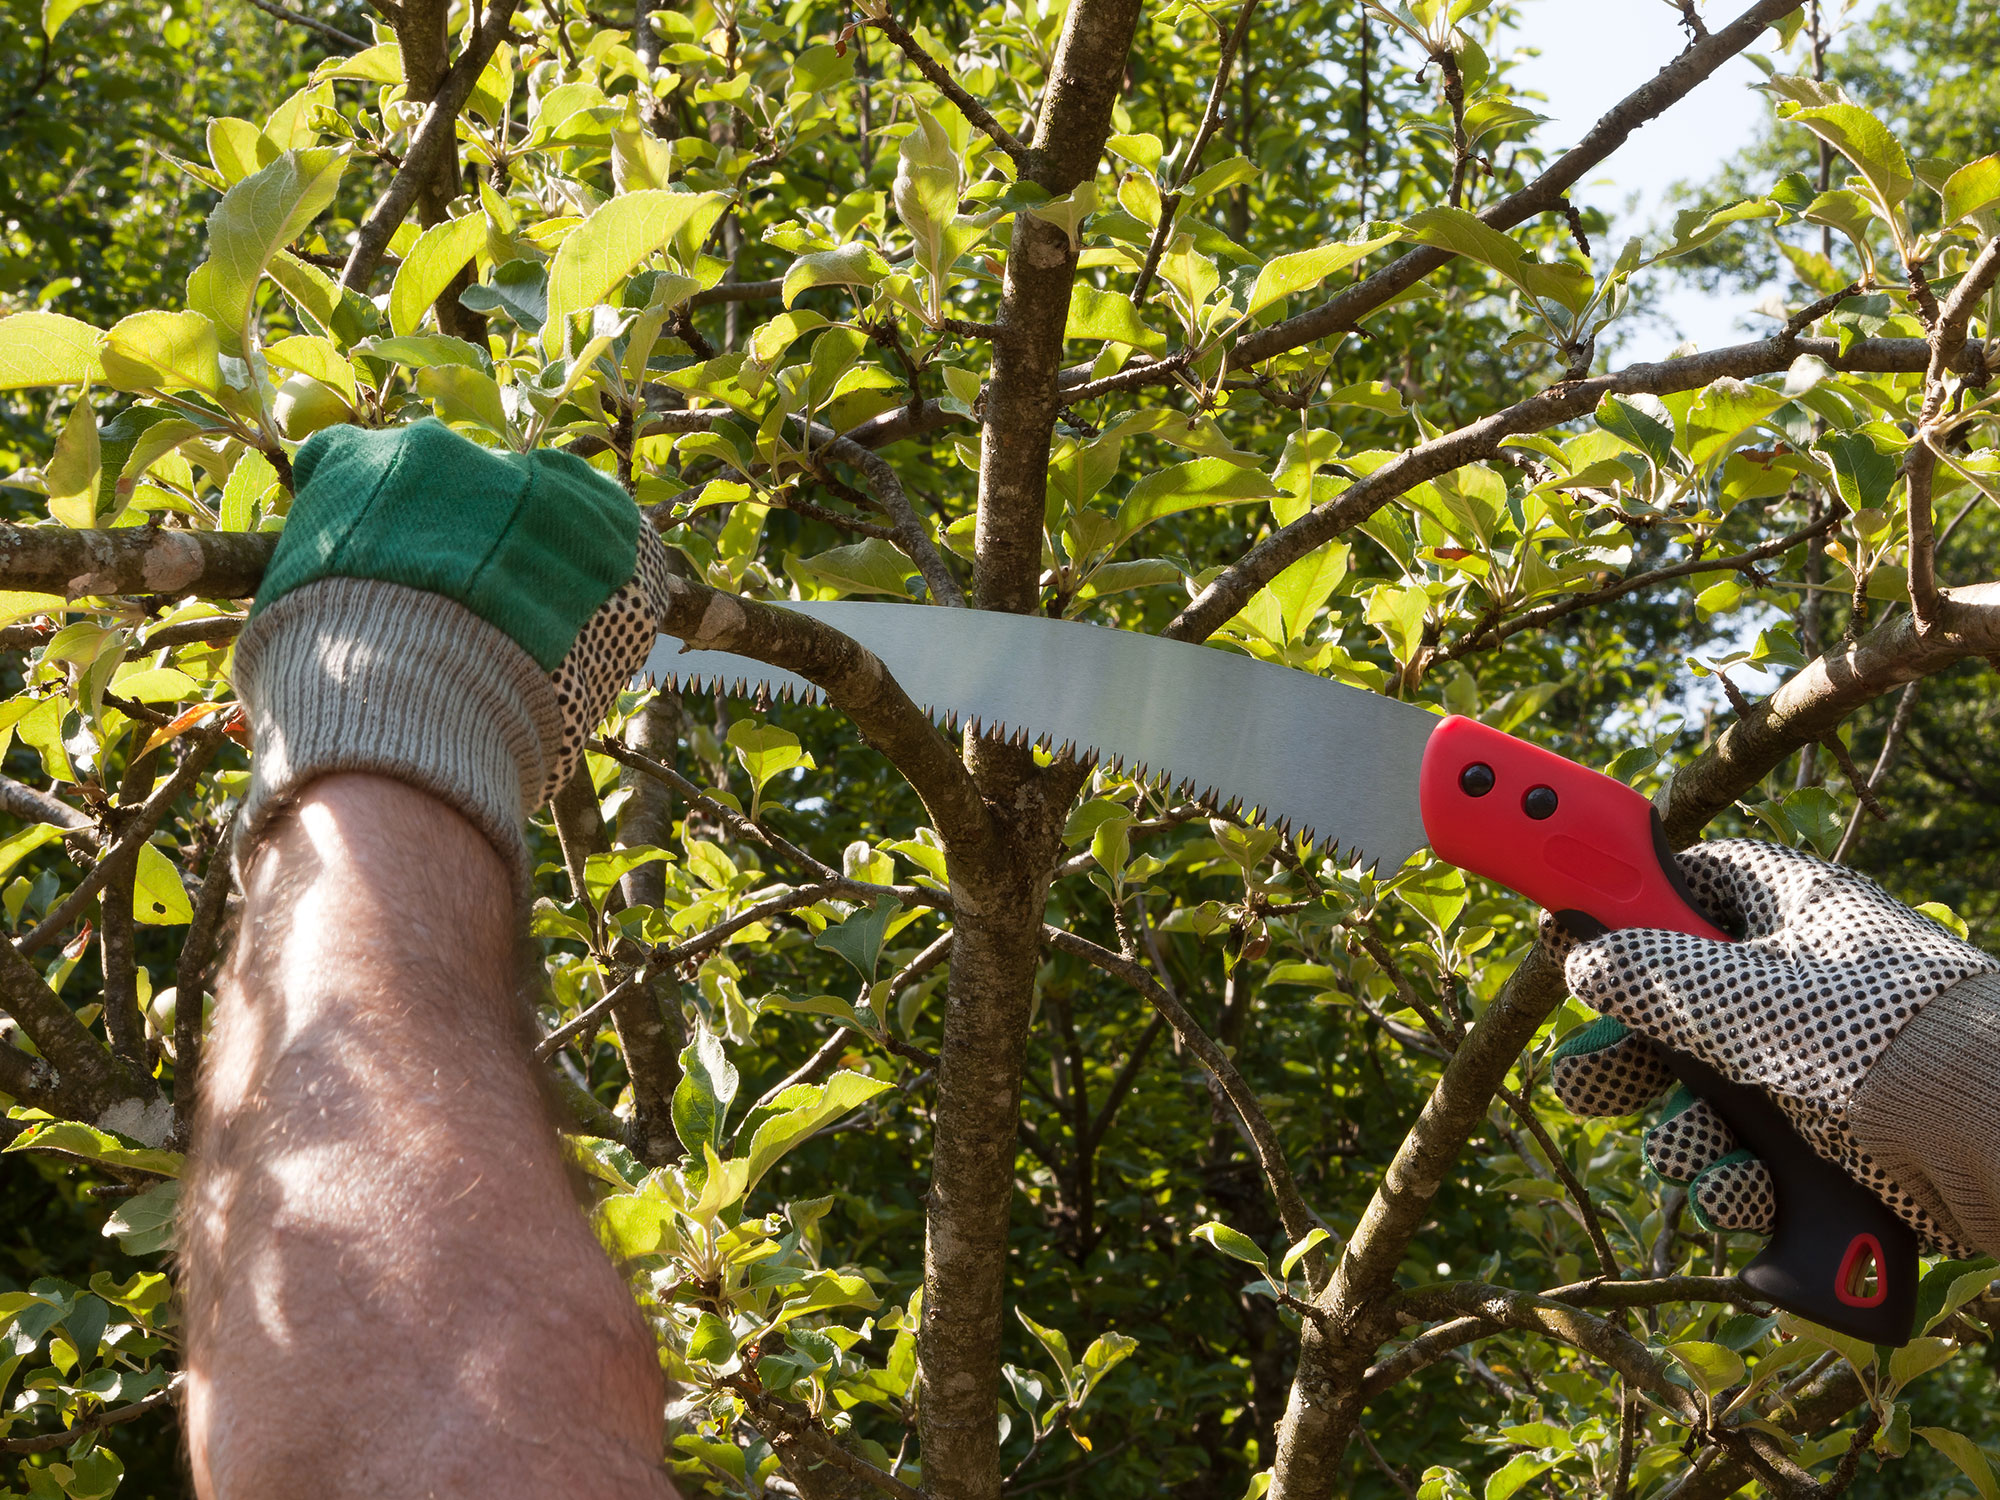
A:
[1417,717,1918,1345]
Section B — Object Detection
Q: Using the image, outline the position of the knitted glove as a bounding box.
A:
[1548,840,2000,1256]
[231,419,672,887]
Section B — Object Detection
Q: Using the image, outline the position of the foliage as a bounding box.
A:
[0,0,1997,1496]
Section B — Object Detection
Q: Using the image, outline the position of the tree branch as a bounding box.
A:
[0,775,93,835]
[0,524,277,599]
[0,1375,183,1454]
[1438,509,1846,661]
[652,572,989,848]
[1228,0,1805,367]
[1044,925,1320,1254]
[1167,333,1971,645]
[861,13,1029,161]
[19,730,224,958]
[339,0,523,293]
[242,0,367,48]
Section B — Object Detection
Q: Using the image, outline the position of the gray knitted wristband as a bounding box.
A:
[1852,970,2000,1259]
[230,576,563,887]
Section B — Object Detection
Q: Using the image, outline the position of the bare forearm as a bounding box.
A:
[182,775,672,1499]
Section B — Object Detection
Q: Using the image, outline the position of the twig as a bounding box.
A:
[242,0,367,47]
[1045,924,1321,1255]
[534,972,644,1060]
[1831,680,1918,862]
[689,278,784,307]
[19,730,224,957]
[1440,511,1844,660]
[739,1386,926,1500]
[1,1375,183,1454]
[340,0,523,293]
[172,818,236,1139]
[1130,0,1263,302]
[861,13,1028,161]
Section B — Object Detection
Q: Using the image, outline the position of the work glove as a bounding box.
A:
[1546,839,2000,1258]
[231,419,672,890]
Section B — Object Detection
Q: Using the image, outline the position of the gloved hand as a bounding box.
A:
[1547,839,2000,1257]
[231,419,672,889]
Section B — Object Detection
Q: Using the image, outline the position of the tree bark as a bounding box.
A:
[917,1,1143,1494]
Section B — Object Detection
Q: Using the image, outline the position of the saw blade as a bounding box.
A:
[643,602,1441,872]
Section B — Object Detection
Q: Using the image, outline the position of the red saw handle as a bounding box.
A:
[1416,716,1917,1345]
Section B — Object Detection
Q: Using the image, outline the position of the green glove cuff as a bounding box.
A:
[257,419,639,672]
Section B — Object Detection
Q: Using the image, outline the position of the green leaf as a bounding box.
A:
[1781,102,1912,210]
[191,148,349,353]
[1395,864,1467,933]
[1016,1307,1077,1394]
[264,334,359,406]
[1398,205,1529,280]
[1817,431,1899,512]
[1885,1336,1956,1394]
[727,720,814,817]
[741,1070,893,1197]
[132,843,192,925]
[1065,286,1166,351]
[42,0,109,38]
[1247,232,1399,317]
[815,895,902,981]
[99,310,224,397]
[6,1119,183,1178]
[1917,1258,1998,1332]
[389,214,489,337]
[1595,393,1677,470]
[1268,544,1349,641]
[782,241,895,309]
[1182,154,1258,204]
[1942,156,2000,226]
[415,364,512,438]
[46,395,101,529]
[102,1179,178,1256]
[539,189,727,353]
[358,333,492,372]
[1667,1340,1746,1395]
[792,538,918,597]
[0,823,65,884]
[1117,458,1278,541]
[1683,377,1787,469]
[1484,1454,1557,1500]
[0,312,106,389]
[1279,1228,1330,1280]
[671,1024,739,1158]
[218,449,277,532]
[459,259,549,332]
[1191,1222,1271,1272]
[1916,1427,2000,1500]
[688,1312,737,1363]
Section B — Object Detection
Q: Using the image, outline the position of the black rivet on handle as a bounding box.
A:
[1523,785,1558,820]
[1459,763,1496,797]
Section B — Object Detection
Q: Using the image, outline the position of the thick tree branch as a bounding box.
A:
[653,572,988,848]
[0,775,93,834]
[1662,580,2000,843]
[339,0,523,294]
[0,524,277,599]
[1228,0,1805,367]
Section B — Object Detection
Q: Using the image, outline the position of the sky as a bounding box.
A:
[1501,0,1879,364]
